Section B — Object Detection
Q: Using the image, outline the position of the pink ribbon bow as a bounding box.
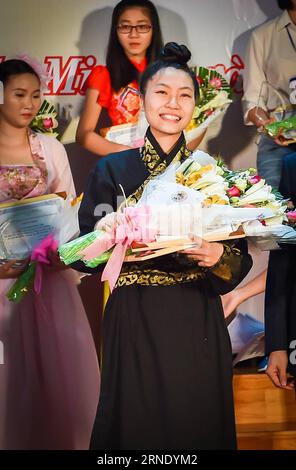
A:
[80,206,156,292]
[31,234,58,294]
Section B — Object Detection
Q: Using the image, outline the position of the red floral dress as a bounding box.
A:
[86,58,147,125]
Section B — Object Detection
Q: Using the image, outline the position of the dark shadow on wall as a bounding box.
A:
[256,0,280,18]
[65,5,190,354]
[207,0,281,165]
[157,6,189,45]
[75,4,190,59]
[76,6,113,63]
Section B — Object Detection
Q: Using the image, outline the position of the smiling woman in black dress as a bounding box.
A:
[77,43,253,450]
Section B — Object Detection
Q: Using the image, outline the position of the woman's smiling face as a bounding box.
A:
[143,67,195,140]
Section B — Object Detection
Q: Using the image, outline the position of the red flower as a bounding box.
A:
[205,109,214,117]
[196,76,204,86]
[248,175,262,185]
[209,77,222,89]
[227,186,241,197]
[287,211,296,221]
[43,117,53,130]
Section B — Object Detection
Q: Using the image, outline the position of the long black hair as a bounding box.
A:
[106,0,163,92]
[277,0,293,9]
[0,59,40,86]
[140,42,199,101]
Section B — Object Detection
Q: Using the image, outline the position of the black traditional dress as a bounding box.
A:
[77,128,253,450]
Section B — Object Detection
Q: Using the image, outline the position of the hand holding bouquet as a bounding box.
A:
[59,149,290,291]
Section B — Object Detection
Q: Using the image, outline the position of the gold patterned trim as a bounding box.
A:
[116,242,245,288]
[210,243,242,282]
[124,131,192,208]
[116,266,206,287]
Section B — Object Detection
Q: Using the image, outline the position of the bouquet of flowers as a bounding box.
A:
[59,149,289,291]
[185,66,233,140]
[30,99,58,137]
[173,151,289,244]
[176,151,285,210]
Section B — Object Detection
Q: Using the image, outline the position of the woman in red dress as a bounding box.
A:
[76,0,163,157]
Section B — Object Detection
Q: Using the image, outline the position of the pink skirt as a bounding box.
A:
[0,269,100,449]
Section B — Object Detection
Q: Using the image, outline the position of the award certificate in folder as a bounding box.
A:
[0,193,79,260]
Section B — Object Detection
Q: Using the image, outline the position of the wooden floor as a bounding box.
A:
[234,373,296,450]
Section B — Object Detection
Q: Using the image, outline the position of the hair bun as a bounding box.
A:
[160,42,191,65]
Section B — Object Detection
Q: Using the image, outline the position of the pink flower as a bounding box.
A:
[209,77,222,89]
[227,186,241,197]
[248,175,262,185]
[43,117,53,130]
[196,76,204,86]
[287,211,296,221]
[16,53,50,91]
[205,109,214,117]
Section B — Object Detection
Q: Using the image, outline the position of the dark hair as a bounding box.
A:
[106,0,163,92]
[0,59,40,86]
[140,42,199,100]
[277,0,293,9]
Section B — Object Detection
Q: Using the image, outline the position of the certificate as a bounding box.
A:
[0,194,79,259]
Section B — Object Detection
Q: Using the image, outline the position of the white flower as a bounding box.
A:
[233,178,248,192]
[193,91,232,119]
[190,173,225,190]
[177,158,195,175]
[200,182,229,198]
[263,215,285,226]
[265,201,287,215]
[243,179,266,196]
[235,187,276,206]
[184,161,202,176]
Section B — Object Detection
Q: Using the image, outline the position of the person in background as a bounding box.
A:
[265,153,296,391]
[222,0,296,318]
[76,0,163,157]
[0,58,100,449]
[242,0,296,189]
[76,0,205,158]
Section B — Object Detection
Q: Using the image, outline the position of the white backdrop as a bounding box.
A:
[0,0,282,321]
